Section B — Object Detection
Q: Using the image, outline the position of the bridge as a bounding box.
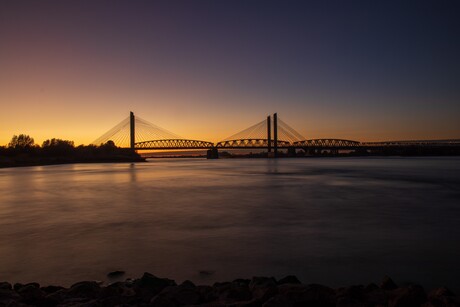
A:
[92,112,460,158]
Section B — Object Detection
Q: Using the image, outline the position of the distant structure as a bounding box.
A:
[274,112,278,157]
[130,111,135,150]
[92,112,460,158]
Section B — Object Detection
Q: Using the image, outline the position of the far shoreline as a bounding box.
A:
[0,157,146,169]
[3,154,460,169]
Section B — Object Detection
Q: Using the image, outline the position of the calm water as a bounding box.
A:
[1,157,460,291]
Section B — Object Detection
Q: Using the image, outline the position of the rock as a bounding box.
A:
[335,285,369,307]
[150,294,177,307]
[98,292,137,307]
[17,284,45,305]
[233,279,251,286]
[248,276,278,303]
[180,280,196,288]
[25,282,40,288]
[252,285,278,303]
[0,288,20,301]
[135,272,176,289]
[41,285,65,295]
[133,272,176,302]
[426,286,459,307]
[173,287,201,305]
[214,281,252,303]
[67,281,101,298]
[0,282,12,290]
[336,285,366,306]
[196,285,217,303]
[305,283,337,306]
[389,284,427,307]
[13,283,24,291]
[428,286,455,299]
[102,281,136,298]
[277,275,301,285]
[227,299,261,307]
[380,275,398,290]
[272,283,336,307]
[336,296,367,307]
[59,297,94,305]
[214,281,231,288]
[107,270,125,278]
[157,284,201,305]
[45,288,69,304]
[0,274,457,307]
[365,287,389,306]
[364,283,379,292]
[13,282,40,293]
[263,295,290,307]
[249,277,277,291]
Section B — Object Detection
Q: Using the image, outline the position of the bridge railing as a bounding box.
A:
[293,139,361,147]
[361,139,460,147]
[135,139,214,149]
[215,138,291,148]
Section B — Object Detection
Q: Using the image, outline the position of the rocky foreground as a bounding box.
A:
[1,273,458,307]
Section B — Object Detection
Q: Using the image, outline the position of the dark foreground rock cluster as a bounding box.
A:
[1,273,458,306]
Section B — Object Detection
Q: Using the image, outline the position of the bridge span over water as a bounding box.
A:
[93,112,460,157]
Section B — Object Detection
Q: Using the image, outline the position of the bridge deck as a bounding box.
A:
[132,138,460,150]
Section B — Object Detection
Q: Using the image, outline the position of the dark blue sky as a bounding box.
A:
[1,0,459,143]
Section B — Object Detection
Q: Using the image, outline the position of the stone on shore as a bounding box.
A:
[107,270,125,278]
[277,275,301,285]
[0,274,457,306]
[0,282,12,290]
[133,272,177,302]
[380,275,398,290]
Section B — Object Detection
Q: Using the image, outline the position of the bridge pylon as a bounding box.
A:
[267,115,271,153]
[273,113,278,158]
[130,111,135,150]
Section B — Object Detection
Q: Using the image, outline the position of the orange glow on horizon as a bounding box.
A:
[1,2,459,147]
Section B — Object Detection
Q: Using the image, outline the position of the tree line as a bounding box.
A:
[0,134,144,166]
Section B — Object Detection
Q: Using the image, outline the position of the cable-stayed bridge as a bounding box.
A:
[92,112,460,157]
[92,112,307,151]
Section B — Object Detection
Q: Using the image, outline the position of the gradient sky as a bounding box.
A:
[1,0,459,145]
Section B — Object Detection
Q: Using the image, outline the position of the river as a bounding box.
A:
[0,157,459,291]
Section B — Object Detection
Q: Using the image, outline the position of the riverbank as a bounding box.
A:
[0,139,146,168]
[0,158,146,168]
[0,156,146,168]
[0,273,458,306]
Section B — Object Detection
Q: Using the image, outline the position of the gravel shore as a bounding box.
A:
[1,273,458,306]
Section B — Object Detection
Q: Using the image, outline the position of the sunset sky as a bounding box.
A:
[1,0,459,146]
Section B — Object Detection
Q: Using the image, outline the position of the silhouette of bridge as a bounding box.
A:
[92,112,460,158]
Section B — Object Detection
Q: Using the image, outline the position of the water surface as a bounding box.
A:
[0,157,459,291]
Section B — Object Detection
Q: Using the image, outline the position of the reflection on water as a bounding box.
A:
[0,157,459,290]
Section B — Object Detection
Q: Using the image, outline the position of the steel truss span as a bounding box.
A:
[294,139,361,148]
[135,139,214,150]
[362,139,460,146]
[215,138,291,148]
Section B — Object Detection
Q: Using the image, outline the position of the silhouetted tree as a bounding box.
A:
[42,138,75,156]
[99,140,118,154]
[1,137,143,166]
[8,134,35,149]
[102,140,116,148]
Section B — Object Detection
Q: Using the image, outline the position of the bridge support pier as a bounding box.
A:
[207,148,219,159]
[306,148,320,156]
[287,146,296,157]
